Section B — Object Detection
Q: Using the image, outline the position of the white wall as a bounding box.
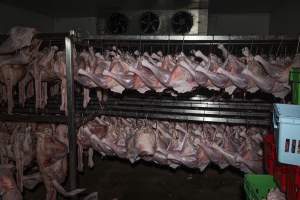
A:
[208,13,270,35]
[54,17,97,34]
[0,3,53,33]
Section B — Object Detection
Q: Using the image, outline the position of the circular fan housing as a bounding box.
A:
[171,11,193,34]
[107,13,129,34]
[140,12,160,34]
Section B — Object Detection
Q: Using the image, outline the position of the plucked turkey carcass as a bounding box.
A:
[80,117,266,173]
[35,124,85,200]
[0,39,41,114]
[0,27,36,54]
[0,164,22,200]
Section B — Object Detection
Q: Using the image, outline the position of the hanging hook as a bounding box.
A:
[181,35,185,53]
[255,46,259,56]
[296,35,300,55]
[250,39,254,54]
[268,44,273,57]
[284,46,287,58]
[209,35,213,54]
[276,39,283,57]
[139,34,142,53]
[167,35,170,55]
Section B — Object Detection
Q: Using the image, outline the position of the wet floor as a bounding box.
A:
[24,156,245,200]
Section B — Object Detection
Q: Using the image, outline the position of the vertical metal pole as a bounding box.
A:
[65,31,77,193]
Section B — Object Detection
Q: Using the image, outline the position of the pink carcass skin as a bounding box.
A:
[141,53,172,87]
[267,188,286,200]
[0,123,12,165]
[81,117,265,173]
[0,64,27,114]
[254,54,291,83]
[216,44,249,90]
[0,27,36,54]
[35,124,85,200]
[241,47,290,99]
[127,57,166,93]
[176,53,208,87]
[77,118,109,171]
[53,51,68,114]
[32,46,58,110]
[0,164,22,200]
[102,55,134,90]
[0,39,41,114]
[6,124,36,192]
[78,52,128,94]
[166,54,199,93]
[193,50,231,91]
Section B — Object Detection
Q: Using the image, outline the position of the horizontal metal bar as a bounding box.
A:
[101,105,270,118]
[0,113,67,123]
[91,110,270,126]
[115,97,272,106]
[27,96,272,110]
[105,100,271,111]
[76,34,299,42]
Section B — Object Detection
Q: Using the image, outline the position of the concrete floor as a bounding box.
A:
[24,156,245,200]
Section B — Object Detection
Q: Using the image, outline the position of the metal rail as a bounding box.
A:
[65,31,78,196]
[76,34,300,41]
[0,93,272,126]
[0,31,282,195]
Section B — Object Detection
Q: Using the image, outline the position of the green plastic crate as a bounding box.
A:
[290,68,300,105]
[244,175,277,200]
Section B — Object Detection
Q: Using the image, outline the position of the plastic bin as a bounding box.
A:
[263,134,276,175]
[274,164,288,192]
[273,104,300,165]
[263,133,288,192]
[287,166,300,200]
[244,174,277,200]
[290,68,300,105]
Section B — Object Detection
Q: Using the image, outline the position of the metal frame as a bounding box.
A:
[76,34,299,41]
[1,31,297,193]
[65,31,77,193]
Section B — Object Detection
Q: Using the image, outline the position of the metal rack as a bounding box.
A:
[0,31,299,195]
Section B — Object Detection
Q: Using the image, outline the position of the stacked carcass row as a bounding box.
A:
[78,44,298,100]
[0,27,65,114]
[78,116,266,173]
[0,27,39,114]
[0,121,87,200]
[1,26,298,114]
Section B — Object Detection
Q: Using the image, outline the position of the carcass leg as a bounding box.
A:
[15,144,24,192]
[27,80,34,99]
[18,79,25,107]
[34,67,41,110]
[60,79,67,115]
[83,88,91,108]
[6,80,14,114]
[96,90,102,102]
[41,82,48,109]
[46,185,57,200]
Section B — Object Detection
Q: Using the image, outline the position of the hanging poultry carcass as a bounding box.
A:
[0,164,22,200]
[76,45,292,99]
[241,47,291,99]
[1,123,36,192]
[35,124,85,200]
[0,27,37,54]
[78,116,266,174]
[0,38,42,114]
